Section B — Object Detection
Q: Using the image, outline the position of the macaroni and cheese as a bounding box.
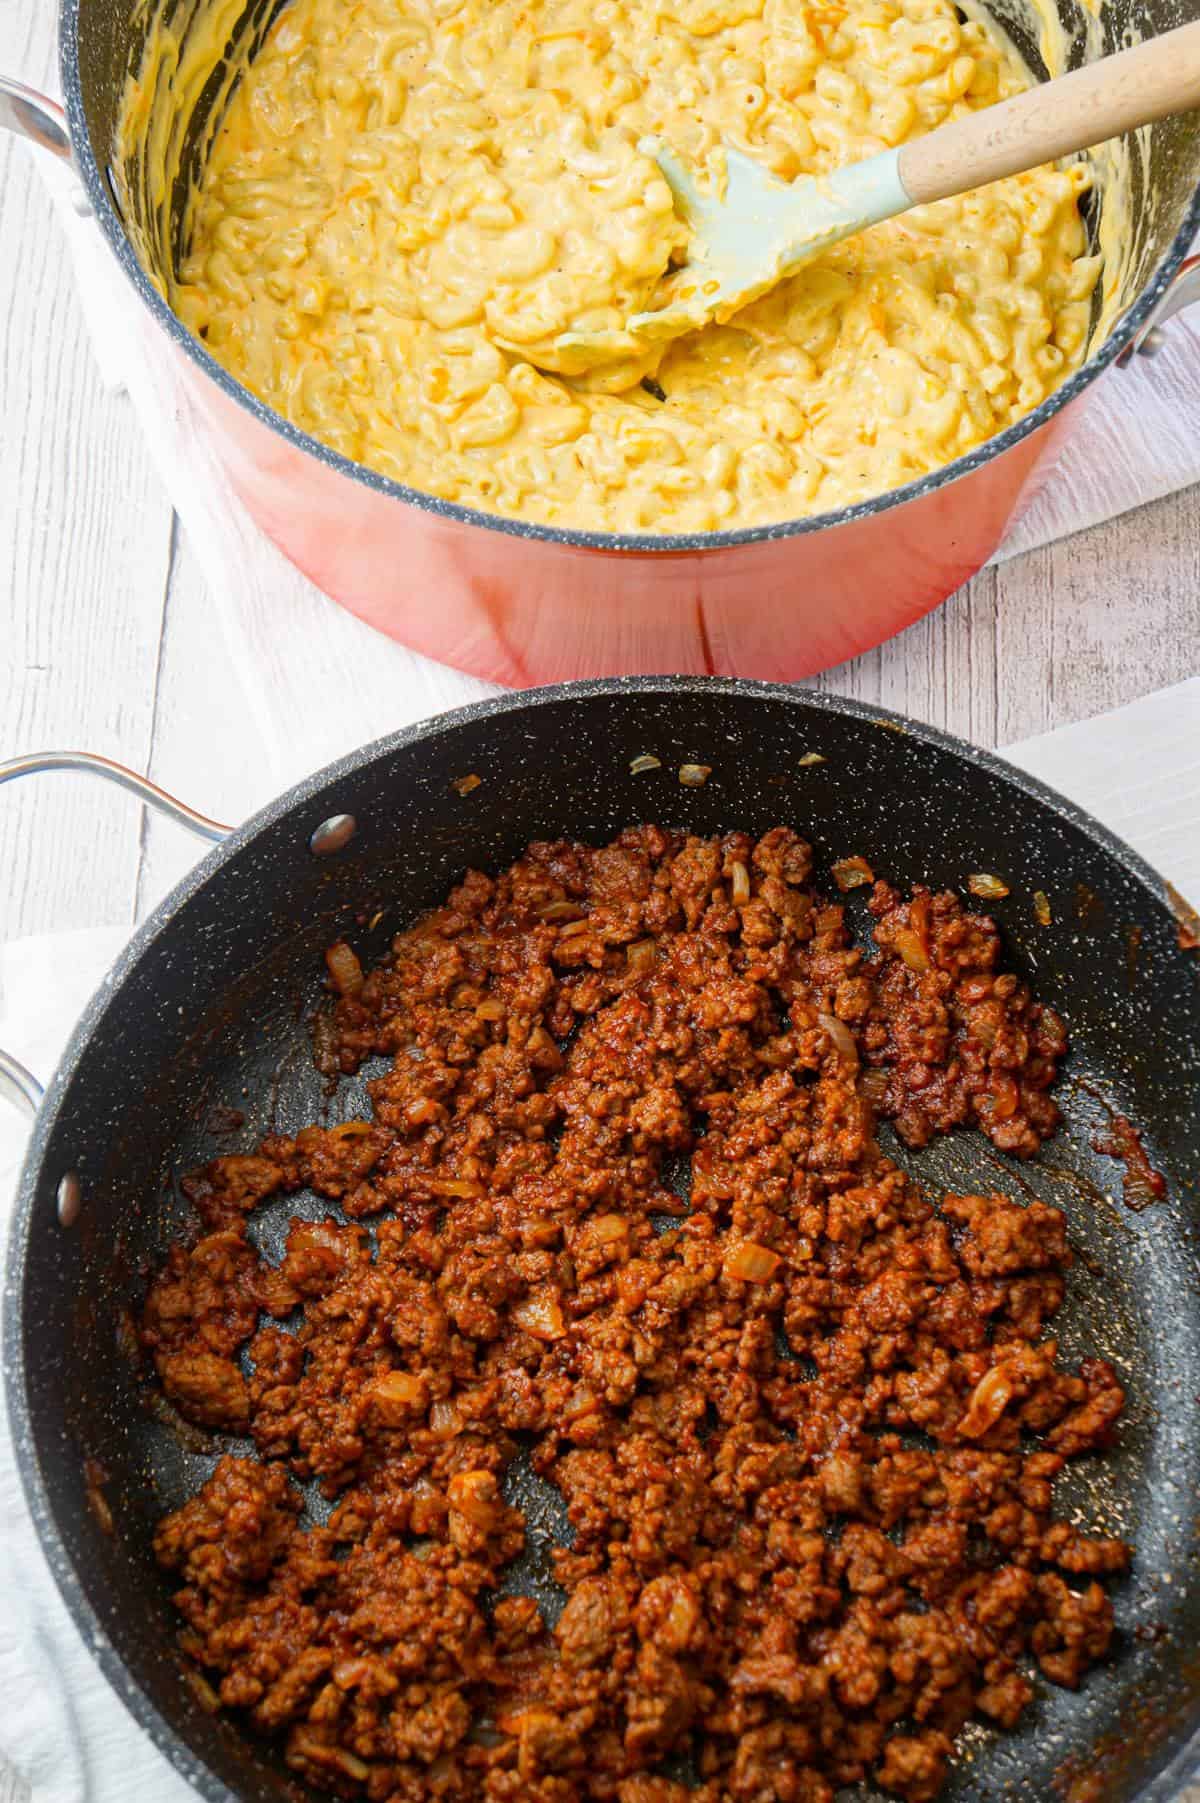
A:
[151,0,1102,532]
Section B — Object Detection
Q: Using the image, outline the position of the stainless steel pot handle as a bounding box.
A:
[0,76,72,161]
[1119,253,1200,361]
[0,73,94,219]
[0,753,232,1123]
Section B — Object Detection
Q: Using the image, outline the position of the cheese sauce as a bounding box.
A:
[120,0,1104,532]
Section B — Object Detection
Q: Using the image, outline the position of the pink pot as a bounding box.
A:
[188,354,1058,685]
[6,4,1200,684]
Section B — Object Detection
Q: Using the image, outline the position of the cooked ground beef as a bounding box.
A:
[143,826,1128,1803]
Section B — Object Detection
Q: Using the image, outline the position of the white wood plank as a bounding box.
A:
[994,482,1200,743]
[0,97,175,939]
[816,482,1200,751]
[814,567,1000,747]
[135,525,273,914]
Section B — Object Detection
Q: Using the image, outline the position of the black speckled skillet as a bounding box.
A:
[4,677,1199,1803]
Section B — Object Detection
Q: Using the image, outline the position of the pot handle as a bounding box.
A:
[0,753,231,1122]
[0,76,73,161]
[1120,253,1200,362]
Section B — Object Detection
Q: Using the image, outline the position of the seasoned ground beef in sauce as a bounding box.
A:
[144,826,1129,1803]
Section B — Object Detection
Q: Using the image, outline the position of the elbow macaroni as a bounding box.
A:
[143,0,1102,533]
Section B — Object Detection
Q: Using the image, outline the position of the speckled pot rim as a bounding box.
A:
[57,0,1200,556]
[5,677,1200,1801]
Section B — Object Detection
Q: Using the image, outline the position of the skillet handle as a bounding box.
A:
[0,751,232,844]
[0,754,231,1121]
[0,1048,43,1120]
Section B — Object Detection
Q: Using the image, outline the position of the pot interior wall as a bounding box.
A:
[10,686,1200,1803]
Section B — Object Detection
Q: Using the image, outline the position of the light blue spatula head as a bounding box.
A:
[627,137,912,345]
[548,137,912,372]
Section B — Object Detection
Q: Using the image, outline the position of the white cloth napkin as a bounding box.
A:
[1,674,1197,1803]
[20,139,1200,786]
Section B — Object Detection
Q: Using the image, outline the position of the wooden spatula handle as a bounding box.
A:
[898,20,1200,207]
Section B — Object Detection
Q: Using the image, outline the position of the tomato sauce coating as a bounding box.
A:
[144,826,1128,1802]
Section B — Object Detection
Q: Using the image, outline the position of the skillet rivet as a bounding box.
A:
[309,814,357,857]
[56,1172,82,1229]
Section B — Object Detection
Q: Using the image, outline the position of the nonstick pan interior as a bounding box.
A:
[6,679,1200,1803]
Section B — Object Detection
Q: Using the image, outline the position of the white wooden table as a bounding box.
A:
[2,3,1200,1799]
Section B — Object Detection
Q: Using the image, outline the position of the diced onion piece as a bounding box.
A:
[724,1240,782,1282]
[85,1472,114,1537]
[626,938,658,974]
[325,940,364,997]
[452,773,481,796]
[312,1008,340,1074]
[678,764,712,787]
[817,1011,859,1069]
[958,1366,1015,1438]
[588,1214,629,1244]
[894,927,930,973]
[512,1287,566,1341]
[662,1582,700,1649]
[629,754,661,774]
[449,1469,501,1524]
[330,1119,374,1139]
[561,1385,600,1420]
[291,1730,369,1780]
[369,1370,428,1421]
[332,1656,375,1691]
[831,856,874,891]
[798,751,827,767]
[333,1751,370,1781]
[967,873,1010,900]
[1033,891,1052,926]
[730,861,751,906]
[372,1371,426,1404]
[185,1669,221,1713]
[537,899,586,921]
[861,1067,889,1104]
[429,1399,463,1438]
[977,1074,1019,1121]
[404,1097,442,1128]
[498,1708,560,1744]
[428,1178,483,1197]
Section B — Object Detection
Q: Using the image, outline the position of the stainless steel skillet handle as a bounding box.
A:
[0,752,232,1123]
[0,1048,44,1118]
